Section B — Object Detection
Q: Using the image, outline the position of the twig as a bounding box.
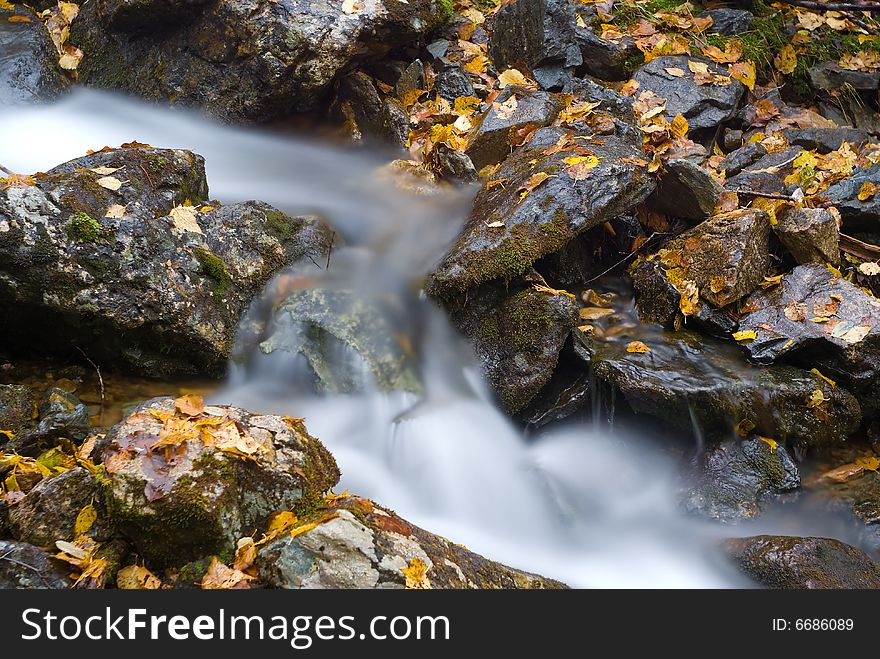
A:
[0,549,53,588]
[841,10,880,33]
[582,231,668,284]
[840,232,880,260]
[0,163,15,176]
[773,0,880,11]
[139,164,156,191]
[734,189,798,200]
[75,346,105,426]
[325,231,336,269]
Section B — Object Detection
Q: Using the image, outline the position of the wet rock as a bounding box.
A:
[71,0,452,122]
[809,61,880,93]
[336,72,408,148]
[575,27,641,81]
[785,127,871,154]
[725,146,803,195]
[436,145,479,183]
[258,496,567,588]
[434,61,476,102]
[700,8,754,36]
[738,264,880,418]
[819,98,880,135]
[632,55,745,131]
[575,330,862,448]
[719,141,767,178]
[488,0,581,88]
[464,86,562,170]
[570,77,635,123]
[100,398,340,567]
[6,388,90,456]
[643,208,770,309]
[8,467,105,547]
[723,535,880,588]
[683,438,800,522]
[0,147,332,378]
[774,207,839,265]
[0,384,36,438]
[650,159,725,221]
[823,164,880,232]
[429,128,655,297]
[445,279,579,413]
[94,0,212,31]
[0,540,72,588]
[0,6,69,105]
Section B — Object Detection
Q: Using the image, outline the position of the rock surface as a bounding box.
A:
[4,387,89,457]
[823,164,880,232]
[0,6,69,105]
[773,207,839,265]
[723,535,880,588]
[98,397,340,567]
[0,540,72,588]
[650,158,725,221]
[71,0,452,121]
[0,147,332,377]
[258,496,567,589]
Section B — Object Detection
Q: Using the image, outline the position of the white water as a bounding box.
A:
[2,90,804,587]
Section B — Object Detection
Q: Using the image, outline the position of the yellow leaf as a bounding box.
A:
[517,171,550,198]
[399,87,425,108]
[757,436,778,451]
[289,513,340,539]
[810,368,836,388]
[733,330,757,341]
[233,536,257,572]
[564,154,600,180]
[858,181,878,201]
[201,556,253,589]
[839,325,872,344]
[774,44,798,74]
[95,176,123,191]
[105,204,126,218]
[855,456,880,472]
[729,61,756,91]
[701,39,743,64]
[169,205,203,234]
[859,262,880,276]
[117,565,161,589]
[401,558,432,589]
[678,280,700,316]
[497,68,529,88]
[0,429,13,440]
[806,388,828,408]
[736,419,756,437]
[74,503,98,537]
[670,113,689,139]
[174,394,205,417]
[626,340,651,353]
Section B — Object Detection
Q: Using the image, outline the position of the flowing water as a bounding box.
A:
[3,90,865,588]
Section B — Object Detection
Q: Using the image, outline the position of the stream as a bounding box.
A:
[3,90,869,588]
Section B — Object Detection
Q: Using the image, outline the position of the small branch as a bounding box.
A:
[0,163,16,176]
[139,164,156,191]
[773,0,880,12]
[840,232,880,260]
[734,189,798,201]
[75,346,105,426]
[583,231,669,284]
[325,231,336,270]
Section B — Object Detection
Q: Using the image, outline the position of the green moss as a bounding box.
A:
[264,210,293,241]
[504,289,555,352]
[66,212,104,243]
[438,0,453,20]
[193,246,232,296]
[623,51,645,77]
[614,0,701,27]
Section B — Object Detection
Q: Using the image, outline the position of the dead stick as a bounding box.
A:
[0,163,16,176]
[840,233,880,260]
[0,550,53,588]
[325,231,336,269]
[734,189,798,201]
[75,346,105,426]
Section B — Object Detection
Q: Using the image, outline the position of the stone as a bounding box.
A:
[650,158,725,221]
[0,6,69,106]
[823,164,880,232]
[8,467,106,547]
[444,279,580,413]
[0,147,333,378]
[725,146,804,196]
[632,55,745,131]
[723,535,880,588]
[429,127,655,298]
[336,72,408,148]
[0,540,72,588]
[719,141,767,177]
[70,0,452,122]
[809,61,880,93]
[575,27,641,81]
[785,127,871,154]
[6,387,90,456]
[464,86,562,170]
[257,496,567,588]
[0,384,36,438]
[98,398,340,567]
[774,206,840,265]
[574,329,862,448]
[434,61,476,102]
[700,8,754,35]
[682,438,800,522]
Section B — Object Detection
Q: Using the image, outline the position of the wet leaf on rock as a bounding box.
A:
[117,565,162,590]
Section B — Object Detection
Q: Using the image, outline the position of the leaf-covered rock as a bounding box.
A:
[0,5,69,106]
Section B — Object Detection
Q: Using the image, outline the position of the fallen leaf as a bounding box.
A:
[95,176,123,191]
[840,325,872,344]
[678,279,699,316]
[733,330,757,341]
[105,204,126,218]
[821,462,865,483]
[563,154,600,180]
[497,68,529,88]
[736,419,756,437]
[670,113,689,139]
[402,558,431,589]
[729,61,756,91]
[774,44,798,74]
[233,537,257,572]
[74,503,97,537]
[626,341,651,353]
[810,367,836,388]
[858,262,880,276]
[664,67,686,77]
[858,181,878,201]
[806,388,828,408]
[758,436,777,451]
[174,394,205,417]
[517,171,550,199]
[579,307,615,320]
[90,166,121,176]
[117,565,162,590]
[169,205,203,234]
[201,556,253,589]
[855,456,880,472]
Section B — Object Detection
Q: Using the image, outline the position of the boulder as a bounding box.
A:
[0,384,36,437]
[8,467,106,547]
[98,397,340,567]
[0,5,69,105]
[5,387,89,456]
[0,540,72,588]
[719,141,767,177]
[723,535,880,589]
[575,329,862,448]
[257,495,567,588]
[683,438,800,522]
[445,280,579,413]
[429,127,655,298]
[784,127,871,154]
[737,264,880,417]
[70,0,452,122]
[335,72,409,148]
[823,164,880,232]
[725,146,803,196]
[809,61,879,93]
[0,147,333,378]
[650,158,725,221]
[488,0,581,89]
[434,61,476,103]
[700,8,754,35]
[774,206,839,265]
[575,28,641,81]
[464,86,562,170]
[632,55,745,131]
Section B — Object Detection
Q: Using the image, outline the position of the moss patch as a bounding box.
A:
[264,210,293,241]
[193,247,232,296]
[66,212,104,243]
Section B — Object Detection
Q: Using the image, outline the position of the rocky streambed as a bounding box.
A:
[2,0,880,589]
